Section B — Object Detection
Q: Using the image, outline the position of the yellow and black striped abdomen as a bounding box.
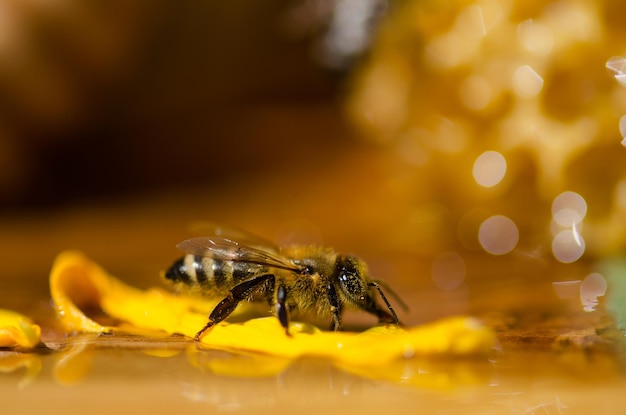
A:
[164,254,267,294]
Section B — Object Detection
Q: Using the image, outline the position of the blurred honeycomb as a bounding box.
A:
[346,0,626,264]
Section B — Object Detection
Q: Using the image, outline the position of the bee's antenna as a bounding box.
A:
[369,281,403,324]
[371,279,409,312]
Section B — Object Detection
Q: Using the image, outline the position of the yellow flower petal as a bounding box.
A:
[192,316,495,365]
[0,309,41,349]
[49,251,496,369]
[50,251,223,334]
[50,251,110,333]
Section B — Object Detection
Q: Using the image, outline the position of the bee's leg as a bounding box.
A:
[367,282,401,325]
[327,283,343,331]
[194,274,275,341]
[374,307,398,325]
[360,297,397,326]
[275,284,290,336]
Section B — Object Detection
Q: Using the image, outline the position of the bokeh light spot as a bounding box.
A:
[606,56,626,87]
[552,228,585,263]
[472,151,507,188]
[431,251,466,290]
[551,191,587,226]
[580,273,607,312]
[478,215,519,255]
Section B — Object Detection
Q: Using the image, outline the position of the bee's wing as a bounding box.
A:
[176,237,302,272]
[187,221,280,251]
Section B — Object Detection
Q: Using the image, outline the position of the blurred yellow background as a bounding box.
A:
[1,0,626,413]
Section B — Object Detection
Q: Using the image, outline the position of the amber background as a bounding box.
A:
[0,0,621,341]
[0,1,341,208]
[0,1,434,328]
[1,1,626,414]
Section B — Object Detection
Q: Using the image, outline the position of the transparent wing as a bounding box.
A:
[176,237,302,273]
[187,221,280,252]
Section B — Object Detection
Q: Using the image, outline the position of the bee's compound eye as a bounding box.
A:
[336,256,366,299]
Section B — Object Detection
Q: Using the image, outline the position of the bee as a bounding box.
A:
[163,225,404,341]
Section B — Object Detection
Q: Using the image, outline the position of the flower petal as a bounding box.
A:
[49,251,496,367]
[0,309,41,349]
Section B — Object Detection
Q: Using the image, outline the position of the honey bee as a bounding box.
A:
[163,225,404,341]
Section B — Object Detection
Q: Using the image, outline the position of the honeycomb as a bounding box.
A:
[347,0,626,266]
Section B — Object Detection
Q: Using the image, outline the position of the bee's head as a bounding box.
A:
[335,255,370,305]
[335,255,402,325]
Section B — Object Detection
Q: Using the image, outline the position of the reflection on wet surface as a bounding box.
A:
[2,335,625,415]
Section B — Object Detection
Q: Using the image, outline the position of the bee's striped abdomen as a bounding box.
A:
[164,254,266,294]
[163,257,191,284]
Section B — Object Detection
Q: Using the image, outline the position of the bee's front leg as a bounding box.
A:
[275,284,290,336]
[194,274,275,341]
[327,283,343,331]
